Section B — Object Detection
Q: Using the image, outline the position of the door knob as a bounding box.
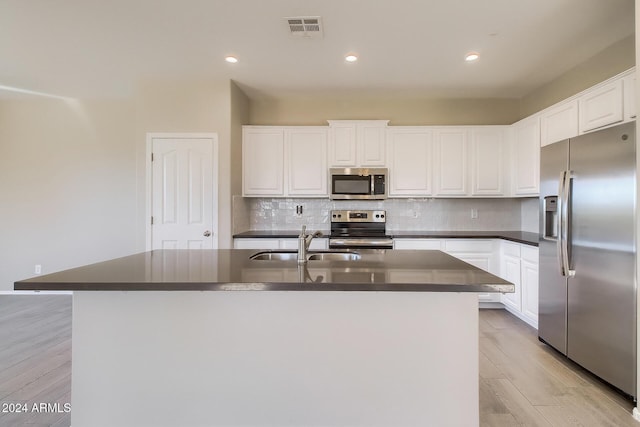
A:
[203,230,212,237]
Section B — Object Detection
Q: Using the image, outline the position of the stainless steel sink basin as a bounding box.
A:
[306,252,361,261]
[249,251,298,261]
[249,251,361,262]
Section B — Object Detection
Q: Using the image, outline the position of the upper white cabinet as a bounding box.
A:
[511,116,540,196]
[470,127,507,196]
[540,100,579,147]
[433,129,468,196]
[623,72,636,121]
[579,80,623,133]
[287,127,328,196]
[243,127,285,196]
[328,120,388,167]
[387,127,434,196]
[243,126,328,197]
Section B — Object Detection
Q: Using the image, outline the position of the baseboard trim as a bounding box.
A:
[633,407,640,422]
[503,305,538,330]
[0,290,73,295]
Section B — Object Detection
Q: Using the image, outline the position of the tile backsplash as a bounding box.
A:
[233,196,539,234]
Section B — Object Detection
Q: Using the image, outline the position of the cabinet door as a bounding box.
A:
[233,238,281,249]
[434,129,468,196]
[579,80,623,133]
[387,128,433,197]
[512,117,540,196]
[521,246,539,327]
[500,255,522,311]
[243,127,284,196]
[540,100,578,147]
[328,123,357,167]
[521,259,539,326]
[286,127,328,196]
[623,73,636,121]
[470,127,505,196]
[357,123,386,166]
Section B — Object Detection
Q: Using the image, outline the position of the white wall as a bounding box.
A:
[0,98,138,290]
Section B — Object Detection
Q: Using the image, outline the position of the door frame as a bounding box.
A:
[145,132,219,250]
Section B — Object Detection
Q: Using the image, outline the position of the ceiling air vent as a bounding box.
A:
[285,16,323,38]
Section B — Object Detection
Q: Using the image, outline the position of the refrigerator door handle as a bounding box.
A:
[557,171,566,275]
[559,170,576,277]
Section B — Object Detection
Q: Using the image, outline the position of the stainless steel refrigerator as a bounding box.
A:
[539,121,636,398]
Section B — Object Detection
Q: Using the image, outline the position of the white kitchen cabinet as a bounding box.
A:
[234,238,328,250]
[579,80,623,133]
[442,239,499,303]
[498,241,538,328]
[393,237,538,310]
[328,120,388,167]
[540,100,579,147]
[433,129,468,196]
[387,127,434,197]
[623,72,636,122]
[286,127,328,196]
[499,241,522,312]
[470,127,507,196]
[243,127,285,196]
[511,116,540,196]
[393,238,442,250]
[243,126,328,197]
[520,246,539,327]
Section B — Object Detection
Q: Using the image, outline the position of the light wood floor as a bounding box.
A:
[0,296,637,426]
[480,309,637,426]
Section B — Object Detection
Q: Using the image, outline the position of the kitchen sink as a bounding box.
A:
[249,251,298,261]
[306,252,361,261]
[249,250,361,262]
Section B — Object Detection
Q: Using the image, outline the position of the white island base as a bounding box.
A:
[72,291,479,427]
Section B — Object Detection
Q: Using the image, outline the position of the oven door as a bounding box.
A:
[329,237,394,249]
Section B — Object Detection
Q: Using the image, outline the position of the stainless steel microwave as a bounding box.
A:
[330,168,387,200]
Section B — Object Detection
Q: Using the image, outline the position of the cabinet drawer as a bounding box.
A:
[501,241,521,257]
[394,239,442,250]
[521,246,539,263]
[444,239,493,253]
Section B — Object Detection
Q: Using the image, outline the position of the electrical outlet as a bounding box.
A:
[470,209,478,219]
[34,264,42,275]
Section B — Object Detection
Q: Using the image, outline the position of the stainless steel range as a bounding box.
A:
[329,210,393,249]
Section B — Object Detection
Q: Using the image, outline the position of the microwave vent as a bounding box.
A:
[285,16,323,38]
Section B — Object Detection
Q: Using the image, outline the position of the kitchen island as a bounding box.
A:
[15,249,513,427]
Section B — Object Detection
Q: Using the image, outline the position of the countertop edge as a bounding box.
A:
[14,282,514,293]
[233,230,539,247]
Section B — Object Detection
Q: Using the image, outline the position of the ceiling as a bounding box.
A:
[0,0,635,100]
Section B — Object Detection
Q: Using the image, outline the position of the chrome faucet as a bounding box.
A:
[298,225,323,264]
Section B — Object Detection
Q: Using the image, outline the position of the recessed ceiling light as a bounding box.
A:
[225,56,238,64]
[345,54,358,63]
[465,52,479,62]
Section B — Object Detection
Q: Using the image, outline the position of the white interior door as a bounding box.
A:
[150,135,217,249]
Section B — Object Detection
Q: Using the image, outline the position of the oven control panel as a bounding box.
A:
[331,210,386,223]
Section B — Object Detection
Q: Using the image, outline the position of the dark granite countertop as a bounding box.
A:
[14,249,514,293]
[233,230,539,246]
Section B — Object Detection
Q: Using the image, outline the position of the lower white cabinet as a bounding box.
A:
[393,238,499,303]
[393,237,539,325]
[499,242,522,312]
[520,246,539,326]
[234,238,328,250]
[498,241,539,328]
